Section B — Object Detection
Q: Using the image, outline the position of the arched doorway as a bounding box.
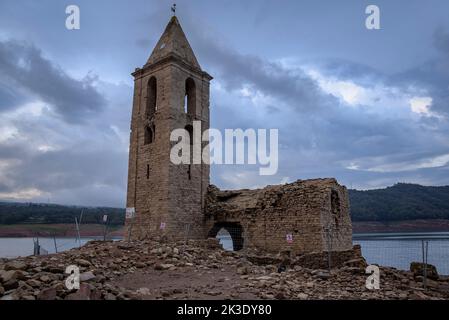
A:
[208,222,244,251]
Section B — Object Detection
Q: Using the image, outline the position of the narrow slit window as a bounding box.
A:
[144,126,154,145]
[185,125,193,146]
[185,78,196,115]
[147,77,157,118]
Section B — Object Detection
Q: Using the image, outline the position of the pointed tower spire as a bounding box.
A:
[146,16,201,70]
[126,10,212,242]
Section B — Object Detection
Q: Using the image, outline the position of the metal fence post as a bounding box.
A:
[422,240,428,290]
[33,237,40,256]
[75,217,81,247]
[53,235,58,253]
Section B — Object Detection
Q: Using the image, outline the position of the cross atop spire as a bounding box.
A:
[171,3,176,16]
[146,15,201,70]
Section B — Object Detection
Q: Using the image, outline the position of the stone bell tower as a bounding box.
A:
[125,16,212,240]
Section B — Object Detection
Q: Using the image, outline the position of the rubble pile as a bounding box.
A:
[1,238,448,300]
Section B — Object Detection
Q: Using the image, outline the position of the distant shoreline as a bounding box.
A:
[352,219,449,233]
[2,220,449,237]
[0,223,124,238]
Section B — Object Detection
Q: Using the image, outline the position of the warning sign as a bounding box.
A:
[286,234,293,244]
[160,222,166,230]
[125,207,135,219]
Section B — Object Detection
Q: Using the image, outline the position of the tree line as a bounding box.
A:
[349,183,449,221]
[0,202,125,225]
[1,183,448,224]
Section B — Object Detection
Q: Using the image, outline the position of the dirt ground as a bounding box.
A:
[112,265,259,300]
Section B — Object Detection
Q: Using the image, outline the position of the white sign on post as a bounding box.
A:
[160,222,166,230]
[286,234,293,244]
[103,214,108,223]
[125,207,135,219]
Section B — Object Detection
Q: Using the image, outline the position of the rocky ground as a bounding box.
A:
[1,238,449,300]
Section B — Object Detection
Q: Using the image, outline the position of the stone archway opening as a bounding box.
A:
[216,228,233,251]
[208,222,244,251]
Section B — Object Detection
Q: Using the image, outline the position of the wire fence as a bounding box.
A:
[353,234,449,277]
[21,218,449,284]
[23,211,118,257]
[214,225,449,281]
[33,238,48,256]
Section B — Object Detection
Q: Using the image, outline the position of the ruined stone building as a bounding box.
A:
[125,16,353,255]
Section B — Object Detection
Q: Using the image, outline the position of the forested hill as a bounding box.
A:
[1,183,449,224]
[0,202,125,225]
[349,183,449,222]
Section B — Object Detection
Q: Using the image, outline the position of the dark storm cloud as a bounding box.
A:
[434,27,449,55]
[160,12,449,190]
[384,28,449,118]
[1,0,449,205]
[183,18,446,155]
[199,42,335,112]
[0,40,106,122]
[0,84,26,111]
[139,9,337,114]
[310,59,388,86]
[0,143,31,159]
[427,28,449,117]
[1,144,127,192]
[0,38,131,206]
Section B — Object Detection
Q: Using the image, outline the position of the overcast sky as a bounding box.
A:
[0,0,448,207]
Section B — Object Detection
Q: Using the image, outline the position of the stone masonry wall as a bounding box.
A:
[125,17,353,256]
[204,178,353,255]
[125,60,211,241]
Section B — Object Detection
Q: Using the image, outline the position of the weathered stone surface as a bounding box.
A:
[0,270,26,283]
[410,262,439,280]
[75,259,92,267]
[26,279,42,288]
[154,263,175,271]
[0,238,448,300]
[204,179,352,255]
[37,287,57,300]
[105,293,117,300]
[3,279,19,291]
[247,255,281,266]
[315,271,332,280]
[297,293,308,300]
[344,258,368,269]
[122,14,352,265]
[438,283,449,293]
[124,16,211,242]
[80,271,96,282]
[0,270,14,283]
[5,261,27,271]
[46,266,64,274]
[65,283,91,300]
